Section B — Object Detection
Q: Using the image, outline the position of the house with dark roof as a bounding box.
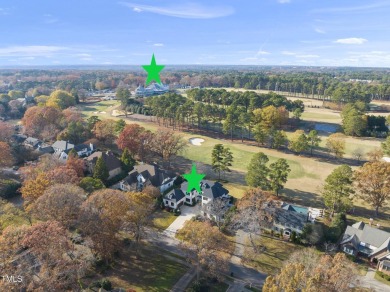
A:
[263,201,312,237]
[340,221,390,268]
[52,140,74,154]
[37,143,54,154]
[24,137,42,149]
[59,143,94,160]
[119,163,175,193]
[163,189,186,209]
[85,151,122,179]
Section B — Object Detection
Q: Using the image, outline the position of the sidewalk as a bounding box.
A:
[170,267,196,292]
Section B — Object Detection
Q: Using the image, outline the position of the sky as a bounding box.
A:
[0,0,390,67]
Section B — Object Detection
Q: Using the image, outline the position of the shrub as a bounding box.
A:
[99,278,112,290]
[0,179,21,199]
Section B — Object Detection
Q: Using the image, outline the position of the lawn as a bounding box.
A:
[185,276,230,292]
[152,210,177,230]
[85,245,188,291]
[374,272,390,286]
[78,101,389,221]
[78,100,118,118]
[301,111,341,121]
[243,235,302,275]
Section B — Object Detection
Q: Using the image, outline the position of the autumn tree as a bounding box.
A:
[124,192,155,249]
[32,184,86,228]
[264,250,360,292]
[151,129,187,164]
[79,189,128,263]
[322,165,354,217]
[117,124,154,161]
[22,106,64,140]
[201,197,228,230]
[366,147,383,161]
[21,221,86,291]
[326,133,346,159]
[177,221,231,281]
[93,119,117,145]
[0,142,13,167]
[117,123,145,155]
[232,188,273,252]
[381,136,390,156]
[66,152,86,177]
[245,152,270,189]
[0,121,14,142]
[46,90,76,109]
[269,158,291,196]
[47,165,80,184]
[21,173,51,206]
[354,161,390,216]
[288,130,309,154]
[93,156,109,184]
[211,144,234,180]
[78,177,105,193]
[307,129,321,156]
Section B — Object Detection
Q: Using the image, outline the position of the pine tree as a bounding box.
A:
[269,158,291,196]
[211,144,234,180]
[93,156,109,184]
[307,130,321,156]
[322,165,354,217]
[121,148,136,172]
[245,152,270,189]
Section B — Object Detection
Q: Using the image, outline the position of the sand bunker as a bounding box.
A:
[189,138,205,146]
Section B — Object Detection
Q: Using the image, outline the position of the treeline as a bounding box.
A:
[2,68,390,103]
[146,90,304,145]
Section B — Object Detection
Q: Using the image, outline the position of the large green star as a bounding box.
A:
[183,163,205,193]
[142,54,165,86]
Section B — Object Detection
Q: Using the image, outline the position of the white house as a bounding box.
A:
[55,142,94,161]
[163,189,186,209]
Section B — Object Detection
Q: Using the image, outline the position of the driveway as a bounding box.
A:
[163,205,199,237]
[357,268,390,292]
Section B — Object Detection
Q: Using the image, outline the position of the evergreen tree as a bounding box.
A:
[246,152,270,189]
[270,130,287,149]
[269,158,291,196]
[121,148,136,172]
[211,144,234,180]
[115,119,126,134]
[307,130,321,156]
[93,156,109,184]
[322,165,354,217]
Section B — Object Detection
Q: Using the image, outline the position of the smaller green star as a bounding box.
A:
[142,53,165,86]
[183,163,205,193]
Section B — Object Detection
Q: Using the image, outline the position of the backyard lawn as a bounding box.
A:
[152,210,177,230]
[243,236,302,275]
[85,244,188,291]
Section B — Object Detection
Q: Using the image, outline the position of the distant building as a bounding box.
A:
[134,83,169,97]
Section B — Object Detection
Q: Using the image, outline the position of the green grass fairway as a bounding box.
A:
[301,111,340,121]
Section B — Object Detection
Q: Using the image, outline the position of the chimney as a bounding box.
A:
[65,141,68,151]
[90,143,93,152]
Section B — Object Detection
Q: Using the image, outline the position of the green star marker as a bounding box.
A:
[142,53,165,86]
[183,163,205,193]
